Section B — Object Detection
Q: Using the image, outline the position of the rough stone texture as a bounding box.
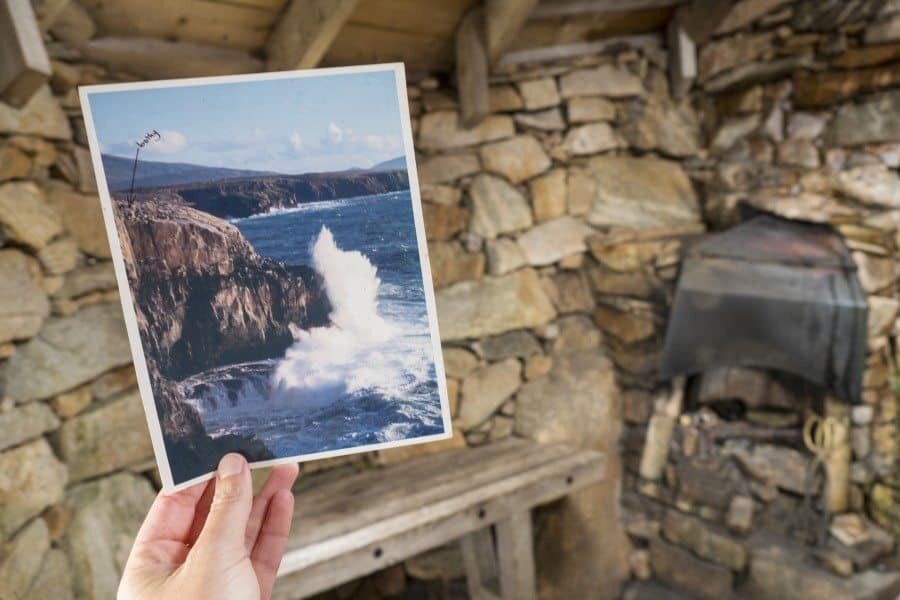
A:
[468,174,533,238]
[0,86,72,139]
[441,347,478,379]
[529,169,567,223]
[459,359,521,429]
[517,216,593,266]
[0,249,50,343]
[514,107,566,131]
[428,241,484,288]
[61,473,156,600]
[620,99,701,158]
[418,153,480,184]
[0,518,50,599]
[661,510,747,571]
[516,351,629,599]
[50,385,93,418]
[562,122,622,156]
[649,536,734,600]
[436,269,556,340]
[0,181,63,249]
[0,402,59,451]
[827,90,900,146]
[716,0,791,34]
[834,164,900,208]
[477,330,541,361]
[559,65,644,98]
[480,135,552,184]
[584,156,701,229]
[0,438,67,539]
[699,33,774,82]
[485,238,527,275]
[24,548,73,600]
[567,96,616,123]
[423,202,469,241]
[45,187,112,258]
[37,236,80,275]
[594,304,656,343]
[53,390,154,482]
[417,111,514,150]
[711,114,761,153]
[517,77,560,110]
[865,16,900,44]
[0,302,132,403]
[777,138,820,168]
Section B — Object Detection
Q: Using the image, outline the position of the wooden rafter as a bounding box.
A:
[531,0,683,19]
[484,0,540,62]
[456,6,490,127]
[0,0,52,108]
[266,0,359,71]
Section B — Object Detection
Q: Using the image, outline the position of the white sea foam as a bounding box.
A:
[269,226,428,411]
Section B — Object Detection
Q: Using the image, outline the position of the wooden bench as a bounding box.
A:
[273,438,607,600]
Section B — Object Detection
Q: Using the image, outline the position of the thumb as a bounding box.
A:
[195,453,253,556]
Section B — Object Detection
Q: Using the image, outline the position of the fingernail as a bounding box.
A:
[218,453,244,479]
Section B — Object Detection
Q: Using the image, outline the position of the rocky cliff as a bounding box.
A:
[136,169,410,219]
[113,196,330,479]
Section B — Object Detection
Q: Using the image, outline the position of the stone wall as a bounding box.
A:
[3,1,900,598]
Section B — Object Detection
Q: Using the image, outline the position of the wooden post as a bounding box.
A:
[0,0,52,108]
[485,0,540,62]
[456,7,490,128]
[667,11,696,100]
[495,510,536,600]
[266,0,359,71]
[460,527,500,600]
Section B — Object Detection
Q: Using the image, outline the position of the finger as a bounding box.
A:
[245,463,299,552]
[194,453,253,556]
[251,489,295,600]
[186,474,218,546]
[133,478,212,546]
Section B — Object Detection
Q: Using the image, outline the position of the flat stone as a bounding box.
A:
[50,385,93,418]
[865,16,900,44]
[459,359,521,429]
[711,114,761,153]
[559,65,644,98]
[484,238,526,275]
[37,236,80,275]
[544,272,593,313]
[795,65,900,108]
[662,510,747,571]
[517,77,560,110]
[23,548,72,600]
[620,99,701,158]
[468,174,533,238]
[423,202,469,241]
[834,42,900,68]
[54,262,116,299]
[436,268,556,341]
[44,187,111,258]
[834,164,900,208]
[584,156,700,229]
[427,241,484,288]
[0,438,67,539]
[0,86,72,139]
[716,0,791,33]
[52,390,154,482]
[441,347,478,379]
[477,330,541,361]
[514,107,566,131]
[868,296,900,337]
[649,536,733,600]
[777,138,820,168]
[529,168,567,223]
[787,112,827,139]
[417,111,515,150]
[594,304,655,343]
[0,402,59,451]
[0,142,32,181]
[0,302,132,403]
[0,518,50,599]
[699,32,774,82]
[551,314,602,353]
[727,495,755,534]
[0,250,50,343]
[853,250,895,293]
[562,122,622,156]
[61,473,156,600]
[480,135,552,184]
[827,90,900,146]
[420,184,462,206]
[418,153,480,184]
[567,96,616,123]
[0,182,63,250]
[489,85,523,112]
[737,443,808,494]
[704,55,819,93]
[871,483,900,536]
[91,365,137,400]
[517,216,593,266]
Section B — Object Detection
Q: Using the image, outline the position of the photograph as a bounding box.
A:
[79,64,451,490]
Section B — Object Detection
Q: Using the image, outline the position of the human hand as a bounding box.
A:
[119,454,299,600]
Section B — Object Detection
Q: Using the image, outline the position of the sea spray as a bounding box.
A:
[270,226,410,411]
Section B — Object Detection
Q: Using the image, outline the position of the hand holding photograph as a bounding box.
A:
[79,64,451,491]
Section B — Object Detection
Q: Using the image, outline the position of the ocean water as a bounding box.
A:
[177,191,446,457]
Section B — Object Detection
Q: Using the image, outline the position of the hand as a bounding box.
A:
[119,454,299,600]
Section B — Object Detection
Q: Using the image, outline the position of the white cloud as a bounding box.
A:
[327,122,351,144]
[364,135,384,150]
[142,130,188,155]
[289,132,304,151]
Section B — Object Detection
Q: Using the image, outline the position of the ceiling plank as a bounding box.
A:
[456,6,489,127]
[485,0,540,62]
[531,0,682,19]
[0,0,52,107]
[497,33,661,68]
[266,0,359,69]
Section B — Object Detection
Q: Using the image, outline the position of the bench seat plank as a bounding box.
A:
[274,439,606,599]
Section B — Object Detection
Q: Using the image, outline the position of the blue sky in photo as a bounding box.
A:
[86,69,406,174]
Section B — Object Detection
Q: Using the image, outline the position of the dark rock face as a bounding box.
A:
[142,169,410,219]
[113,196,331,481]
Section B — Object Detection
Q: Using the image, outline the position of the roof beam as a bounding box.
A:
[485,0,541,62]
[0,0,52,108]
[531,0,682,19]
[266,0,359,71]
[456,7,490,127]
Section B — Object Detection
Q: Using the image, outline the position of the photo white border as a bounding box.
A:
[79,63,453,493]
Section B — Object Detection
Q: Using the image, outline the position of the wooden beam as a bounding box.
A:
[485,0,540,62]
[0,0,52,108]
[82,37,263,79]
[266,0,358,71]
[531,0,682,19]
[667,12,696,99]
[456,7,490,128]
[497,33,662,68]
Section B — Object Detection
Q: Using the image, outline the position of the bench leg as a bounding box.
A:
[459,527,500,600]
[495,510,537,600]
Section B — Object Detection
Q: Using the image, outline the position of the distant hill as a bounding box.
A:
[370,156,406,171]
[101,154,282,192]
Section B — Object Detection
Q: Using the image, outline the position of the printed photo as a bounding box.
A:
[79,65,451,490]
